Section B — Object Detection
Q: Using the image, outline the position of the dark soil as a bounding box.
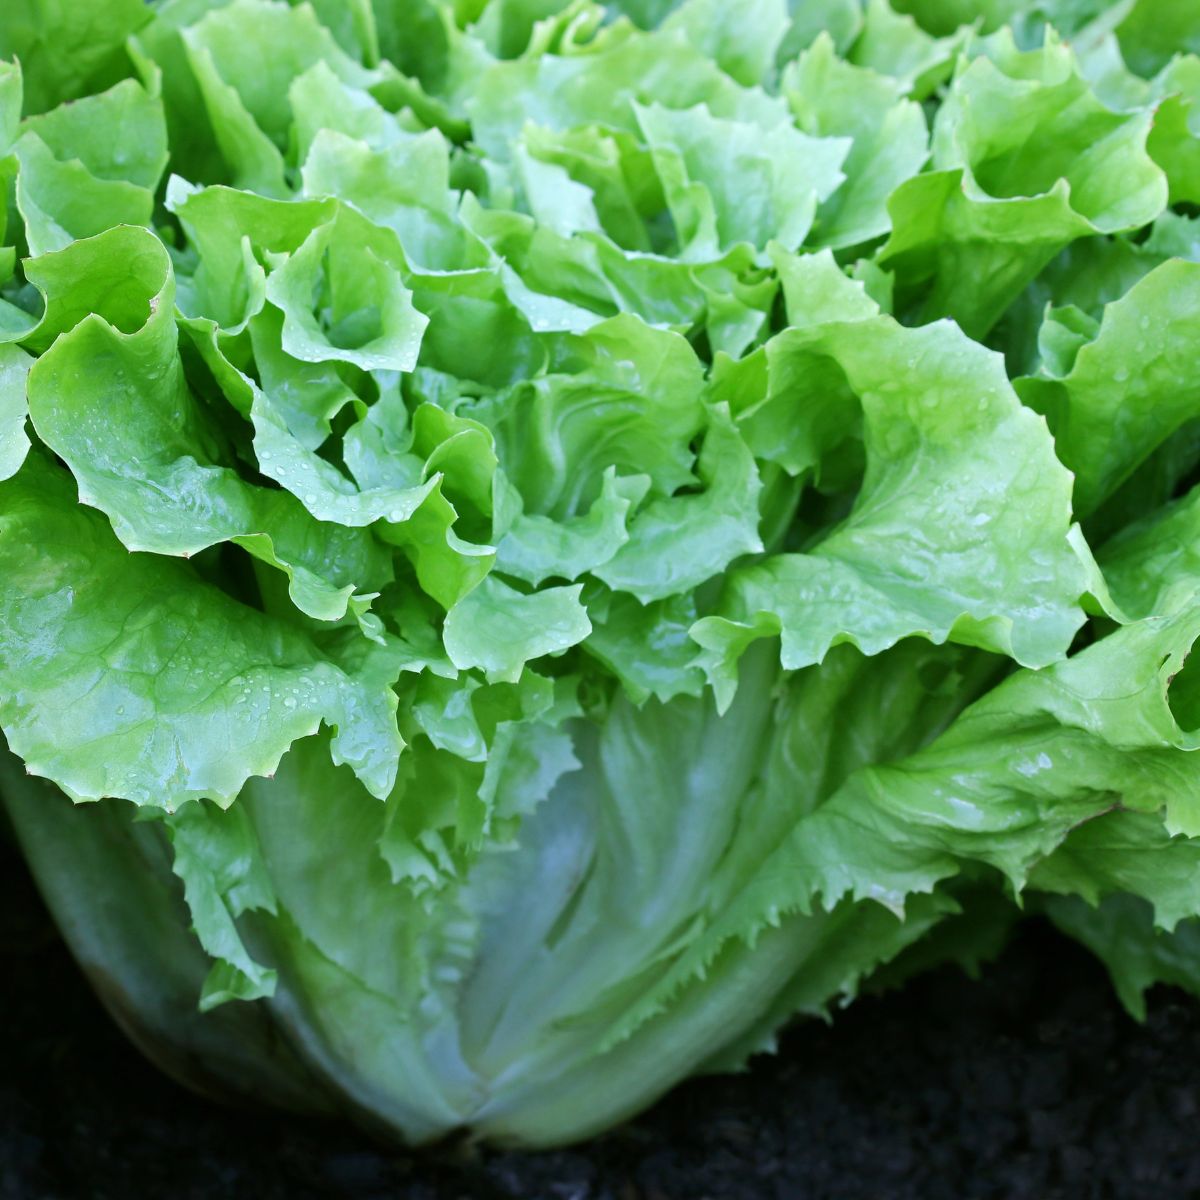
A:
[4,834,1200,1200]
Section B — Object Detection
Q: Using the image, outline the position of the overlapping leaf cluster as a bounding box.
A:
[3,0,1200,1146]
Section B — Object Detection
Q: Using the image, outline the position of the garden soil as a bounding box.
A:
[3,834,1199,1200]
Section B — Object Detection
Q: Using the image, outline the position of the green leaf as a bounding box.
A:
[25,226,391,625]
[166,801,279,1009]
[290,62,404,160]
[593,404,762,603]
[443,575,591,683]
[470,0,581,60]
[582,589,708,705]
[8,0,1200,1152]
[387,668,580,887]
[1035,304,1099,378]
[300,126,459,266]
[882,0,1029,37]
[458,183,774,355]
[0,0,150,114]
[0,344,32,481]
[778,0,863,65]
[1100,485,1200,621]
[21,76,169,191]
[1030,810,1200,930]
[849,0,965,100]
[880,30,1167,337]
[1016,259,1200,517]
[0,59,21,155]
[464,20,789,162]
[1041,894,1200,1021]
[468,314,706,518]
[182,0,379,150]
[633,100,849,259]
[179,0,353,194]
[659,0,790,88]
[167,178,337,329]
[14,132,155,256]
[10,70,166,258]
[611,605,1200,1048]
[497,467,648,585]
[1111,0,1200,78]
[185,309,438,534]
[263,203,429,372]
[783,34,928,250]
[695,252,1086,707]
[0,455,403,806]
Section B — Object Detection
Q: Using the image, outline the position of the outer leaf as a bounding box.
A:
[0,456,402,806]
[238,735,484,1139]
[1042,894,1200,1021]
[460,639,994,1141]
[611,605,1200,1050]
[1016,259,1200,517]
[167,801,279,1009]
[24,227,391,625]
[1029,810,1200,930]
[0,766,330,1110]
[696,252,1086,707]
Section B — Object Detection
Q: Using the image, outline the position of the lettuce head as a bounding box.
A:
[3,0,1200,1147]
